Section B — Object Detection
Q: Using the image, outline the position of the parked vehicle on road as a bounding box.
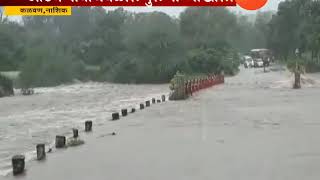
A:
[254,59,264,67]
[250,49,274,67]
[243,56,254,68]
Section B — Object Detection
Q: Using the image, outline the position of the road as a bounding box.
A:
[4,66,320,180]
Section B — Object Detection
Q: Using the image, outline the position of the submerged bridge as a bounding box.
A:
[5,67,320,180]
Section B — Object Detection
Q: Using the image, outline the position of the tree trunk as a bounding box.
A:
[293,72,301,89]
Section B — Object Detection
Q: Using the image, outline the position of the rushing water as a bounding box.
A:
[1,65,320,177]
[0,82,169,176]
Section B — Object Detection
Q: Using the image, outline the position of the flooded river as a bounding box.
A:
[0,82,169,176]
[1,65,320,178]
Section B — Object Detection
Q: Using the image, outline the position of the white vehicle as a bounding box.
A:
[250,49,273,66]
[254,59,264,67]
[243,56,254,68]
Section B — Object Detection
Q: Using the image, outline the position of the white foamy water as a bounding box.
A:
[0,82,169,176]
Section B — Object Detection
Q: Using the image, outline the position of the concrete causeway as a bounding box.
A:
[5,67,320,180]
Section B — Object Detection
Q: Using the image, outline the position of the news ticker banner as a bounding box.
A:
[1,0,268,16]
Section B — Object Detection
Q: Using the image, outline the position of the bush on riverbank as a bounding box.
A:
[0,74,14,97]
[95,47,239,84]
[179,48,240,76]
[305,61,320,73]
[286,57,320,74]
[17,46,239,87]
[18,46,88,88]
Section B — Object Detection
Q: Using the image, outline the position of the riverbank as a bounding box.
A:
[4,67,320,180]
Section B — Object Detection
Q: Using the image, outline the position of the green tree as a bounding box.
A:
[121,11,184,82]
[19,44,80,87]
[85,7,127,65]
[268,0,311,60]
[0,21,26,71]
[180,7,238,49]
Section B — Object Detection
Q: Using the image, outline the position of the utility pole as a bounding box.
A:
[293,48,301,89]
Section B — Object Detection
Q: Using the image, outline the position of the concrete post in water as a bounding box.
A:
[161,95,166,102]
[146,100,150,107]
[36,144,46,160]
[55,135,66,148]
[157,99,161,103]
[73,128,79,138]
[140,103,144,109]
[85,121,92,132]
[121,109,128,116]
[152,98,156,104]
[112,112,120,120]
[12,155,25,175]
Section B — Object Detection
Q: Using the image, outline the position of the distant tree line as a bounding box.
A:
[0,7,278,87]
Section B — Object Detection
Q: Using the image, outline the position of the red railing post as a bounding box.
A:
[206,77,209,88]
[195,79,197,91]
[197,79,199,91]
[211,75,214,86]
[191,79,194,93]
[189,81,192,96]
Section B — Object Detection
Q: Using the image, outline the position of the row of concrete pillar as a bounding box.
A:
[111,95,166,120]
[11,94,166,176]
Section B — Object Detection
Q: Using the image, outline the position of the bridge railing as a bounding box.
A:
[169,73,224,100]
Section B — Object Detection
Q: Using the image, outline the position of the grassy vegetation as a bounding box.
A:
[0,73,14,97]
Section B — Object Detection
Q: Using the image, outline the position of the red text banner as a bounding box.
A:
[0,0,236,6]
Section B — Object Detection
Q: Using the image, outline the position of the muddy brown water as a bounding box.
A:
[1,65,320,178]
[0,82,169,176]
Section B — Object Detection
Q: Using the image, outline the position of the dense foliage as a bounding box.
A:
[4,5,316,87]
[268,0,320,72]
